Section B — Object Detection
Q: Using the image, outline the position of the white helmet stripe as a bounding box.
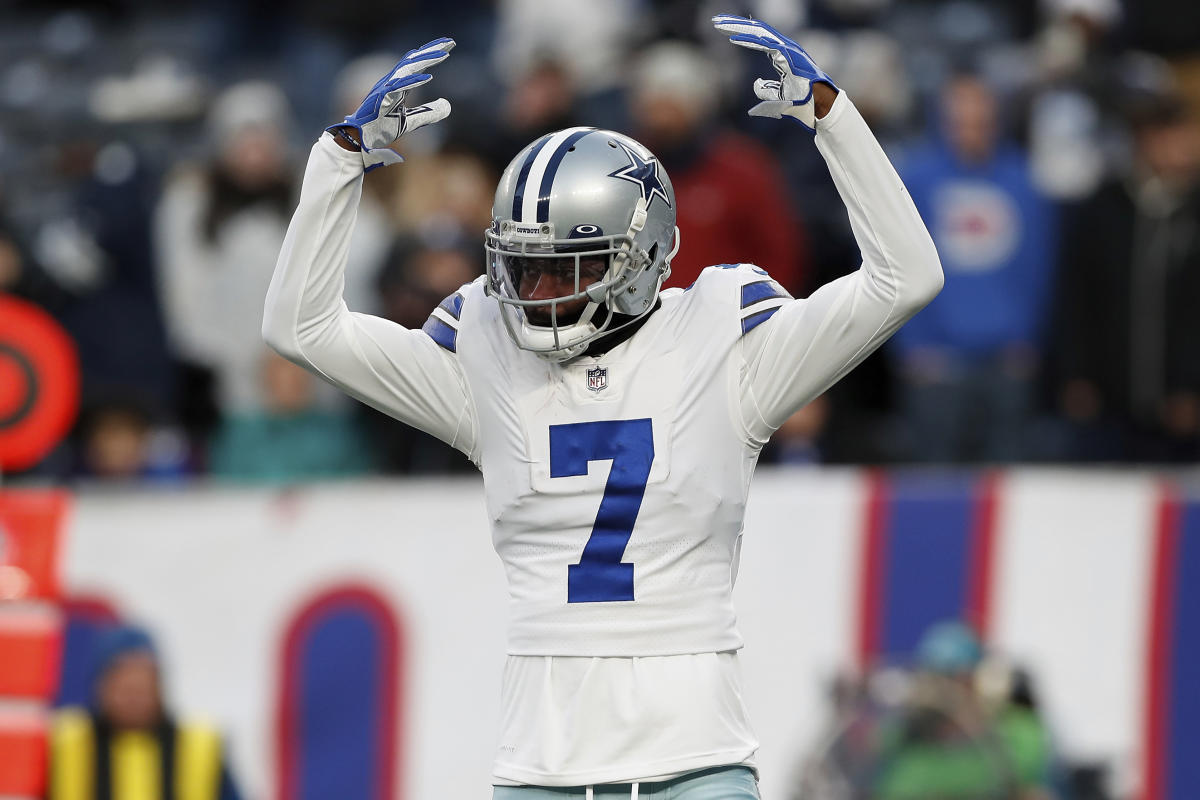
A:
[519,126,594,223]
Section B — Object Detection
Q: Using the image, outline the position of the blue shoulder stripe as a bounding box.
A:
[421,316,458,353]
[438,292,465,320]
[740,279,789,308]
[741,306,781,336]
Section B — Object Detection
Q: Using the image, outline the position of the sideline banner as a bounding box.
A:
[59,470,1191,800]
[0,489,71,797]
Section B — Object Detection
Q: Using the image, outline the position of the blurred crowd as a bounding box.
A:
[2,0,1199,482]
[796,622,1087,800]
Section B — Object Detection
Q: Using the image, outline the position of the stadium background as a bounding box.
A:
[1,0,1199,799]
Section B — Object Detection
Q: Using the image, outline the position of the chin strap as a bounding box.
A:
[629,197,649,233]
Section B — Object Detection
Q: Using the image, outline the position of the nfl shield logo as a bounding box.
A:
[587,366,608,393]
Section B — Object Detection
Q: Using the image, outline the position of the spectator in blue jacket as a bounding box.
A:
[893,73,1056,462]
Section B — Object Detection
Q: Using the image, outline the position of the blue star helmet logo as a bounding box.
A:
[607,142,672,210]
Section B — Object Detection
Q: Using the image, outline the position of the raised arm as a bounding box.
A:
[711,15,943,440]
[262,38,479,457]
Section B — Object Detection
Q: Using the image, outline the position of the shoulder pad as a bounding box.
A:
[738,271,792,335]
[689,263,792,336]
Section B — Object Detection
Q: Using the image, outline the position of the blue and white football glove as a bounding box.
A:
[329,37,455,168]
[712,14,837,133]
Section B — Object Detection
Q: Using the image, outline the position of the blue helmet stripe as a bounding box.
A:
[536,129,595,223]
[512,134,552,222]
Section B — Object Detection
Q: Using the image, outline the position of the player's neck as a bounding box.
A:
[583,300,661,359]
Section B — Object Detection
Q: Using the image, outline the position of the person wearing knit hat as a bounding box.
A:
[155,78,300,424]
[47,624,244,800]
[88,625,164,733]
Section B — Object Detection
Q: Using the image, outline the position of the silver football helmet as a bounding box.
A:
[485,126,680,362]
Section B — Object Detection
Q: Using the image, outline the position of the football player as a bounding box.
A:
[264,16,942,800]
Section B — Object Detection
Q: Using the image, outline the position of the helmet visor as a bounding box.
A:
[484,227,652,358]
[489,242,620,327]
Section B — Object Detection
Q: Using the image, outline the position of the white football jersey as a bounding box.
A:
[264,93,943,785]
[448,262,789,657]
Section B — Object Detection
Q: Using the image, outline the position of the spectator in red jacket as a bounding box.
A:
[628,41,811,295]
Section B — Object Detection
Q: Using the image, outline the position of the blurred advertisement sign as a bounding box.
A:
[0,295,80,473]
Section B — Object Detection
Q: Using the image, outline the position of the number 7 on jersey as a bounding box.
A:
[549,419,654,603]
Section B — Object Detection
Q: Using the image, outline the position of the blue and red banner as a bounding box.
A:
[1143,489,1200,800]
[276,585,403,800]
[857,471,998,667]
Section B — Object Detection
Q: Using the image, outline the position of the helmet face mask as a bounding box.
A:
[493,237,614,309]
[485,128,679,362]
[486,228,652,359]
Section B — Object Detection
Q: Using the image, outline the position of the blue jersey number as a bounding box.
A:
[549,419,654,603]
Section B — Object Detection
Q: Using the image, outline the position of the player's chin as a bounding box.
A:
[524,303,587,328]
